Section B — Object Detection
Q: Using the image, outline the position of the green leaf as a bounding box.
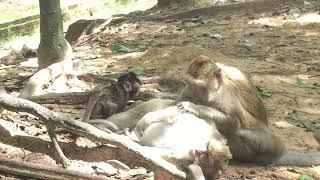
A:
[296,78,320,89]
[298,173,314,180]
[130,66,144,76]
[112,43,136,53]
[257,90,272,97]
[108,73,121,79]
[256,87,272,97]
[61,109,73,113]
[288,110,307,128]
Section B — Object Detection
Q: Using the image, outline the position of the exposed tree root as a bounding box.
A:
[0,157,109,180]
[0,89,186,179]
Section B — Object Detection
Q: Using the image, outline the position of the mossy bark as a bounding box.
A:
[37,0,72,70]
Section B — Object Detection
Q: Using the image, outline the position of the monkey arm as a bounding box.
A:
[134,106,178,136]
[176,86,193,102]
[177,101,240,134]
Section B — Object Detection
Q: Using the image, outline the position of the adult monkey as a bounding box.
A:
[91,56,320,166]
[175,56,320,166]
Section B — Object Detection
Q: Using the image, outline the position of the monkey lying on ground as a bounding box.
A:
[130,105,232,180]
[89,56,320,166]
[82,72,141,122]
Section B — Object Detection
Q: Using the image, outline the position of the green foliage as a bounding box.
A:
[257,90,272,97]
[112,43,136,53]
[130,66,144,76]
[296,78,320,89]
[288,110,310,129]
[0,2,38,23]
[298,173,314,180]
[61,108,73,113]
[0,0,157,48]
[108,73,121,79]
[256,86,272,97]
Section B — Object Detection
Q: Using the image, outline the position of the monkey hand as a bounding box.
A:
[177,101,199,116]
[135,120,149,137]
[135,108,177,137]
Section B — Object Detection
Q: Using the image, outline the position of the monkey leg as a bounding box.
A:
[228,129,286,164]
[187,164,206,180]
[99,101,119,118]
[82,93,101,122]
[107,99,175,130]
[87,119,119,133]
[88,99,176,133]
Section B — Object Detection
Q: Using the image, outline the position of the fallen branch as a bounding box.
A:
[23,74,182,105]
[0,157,108,180]
[27,91,178,105]
[0,89,186,179]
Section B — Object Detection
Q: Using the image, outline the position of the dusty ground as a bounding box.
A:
[1,0,320,179]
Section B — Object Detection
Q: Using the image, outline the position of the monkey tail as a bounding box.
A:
[275,151,320,166]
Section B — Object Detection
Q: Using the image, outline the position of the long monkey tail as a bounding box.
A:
[275,151,320,166]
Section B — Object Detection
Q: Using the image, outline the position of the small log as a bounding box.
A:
[0,157,109,180]
[27,91,178,105]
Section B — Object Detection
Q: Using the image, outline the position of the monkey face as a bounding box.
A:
[118,72,141,98]
[129,81,141,97]
[186,57,222,95]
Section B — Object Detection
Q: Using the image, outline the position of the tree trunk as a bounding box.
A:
[37,0,72,70]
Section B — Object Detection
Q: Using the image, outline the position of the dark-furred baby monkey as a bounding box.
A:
[82,72,141,122]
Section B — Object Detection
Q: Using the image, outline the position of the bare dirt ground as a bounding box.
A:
[1,0,320,179]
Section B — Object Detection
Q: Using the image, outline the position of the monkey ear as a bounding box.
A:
[123,82,132,92]
[137,78,142,85]
[213,68,222,76]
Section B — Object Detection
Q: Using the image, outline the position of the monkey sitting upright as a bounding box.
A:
[82,72,141,122]
[176,56,320,166]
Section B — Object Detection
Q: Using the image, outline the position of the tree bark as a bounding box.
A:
[157,0,205,7]
[0,157,109,180]
[37,0,73,69]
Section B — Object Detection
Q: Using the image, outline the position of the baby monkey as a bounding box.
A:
[82,72,141,122]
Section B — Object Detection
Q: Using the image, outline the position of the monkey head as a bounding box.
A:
[191,139,231,179]
[185,56,223,103]
[118,72,142,98]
